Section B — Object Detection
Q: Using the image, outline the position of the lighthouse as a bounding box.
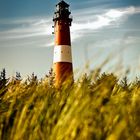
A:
[53,0,73,86]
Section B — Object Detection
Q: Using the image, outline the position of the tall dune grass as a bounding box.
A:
[0,70,140,140]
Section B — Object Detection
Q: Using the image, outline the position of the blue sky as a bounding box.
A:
[0,0,140,79]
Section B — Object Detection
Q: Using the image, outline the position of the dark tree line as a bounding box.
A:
[0,68,7,89]
[0,69,22,90]
[0,68,39,90]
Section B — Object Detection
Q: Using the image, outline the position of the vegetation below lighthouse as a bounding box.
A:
[0,68,140,140]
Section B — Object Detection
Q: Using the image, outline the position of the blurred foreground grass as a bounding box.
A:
[0,70,140,140]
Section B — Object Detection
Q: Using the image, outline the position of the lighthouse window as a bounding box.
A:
[56,13,59,17]
[56,5,59,11]
[65,7,68,10]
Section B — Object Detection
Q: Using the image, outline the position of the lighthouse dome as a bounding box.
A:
[56,0,69,8]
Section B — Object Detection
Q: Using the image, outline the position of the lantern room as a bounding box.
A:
[53,0,72,26]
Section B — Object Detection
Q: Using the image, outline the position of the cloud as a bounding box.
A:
[0,17,53,48]
[70,6,140,42]
[0,6,140,48]
[72,6,140,31]
[123,36,140,45]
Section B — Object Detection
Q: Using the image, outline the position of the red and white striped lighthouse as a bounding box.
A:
[53,0,73,86]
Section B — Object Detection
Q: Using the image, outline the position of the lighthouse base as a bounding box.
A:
[53,62,73,87]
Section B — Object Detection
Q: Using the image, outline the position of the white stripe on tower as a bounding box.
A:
[53,45,72,63]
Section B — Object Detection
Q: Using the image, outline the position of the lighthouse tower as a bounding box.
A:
[53,0,73,86]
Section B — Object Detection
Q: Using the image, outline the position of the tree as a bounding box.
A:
[16,72,22,81]
[27,73,38,86]
[0,68,7,89]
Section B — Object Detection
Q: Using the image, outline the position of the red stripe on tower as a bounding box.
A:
[53,0,73,86]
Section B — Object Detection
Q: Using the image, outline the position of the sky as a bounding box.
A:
[0,0,140,79]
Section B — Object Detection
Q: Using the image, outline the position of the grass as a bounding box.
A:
[0,70,140,140]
